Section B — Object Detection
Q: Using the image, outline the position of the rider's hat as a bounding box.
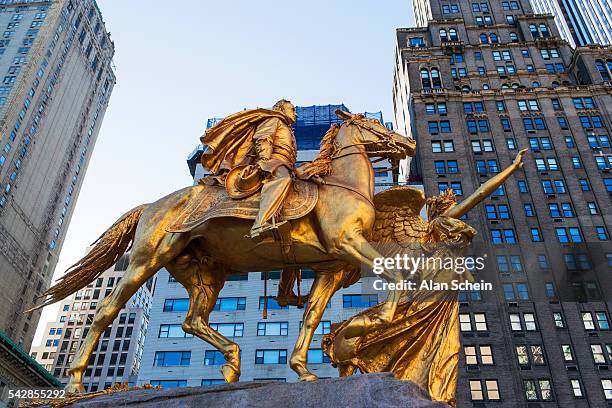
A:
[225,164,263,199]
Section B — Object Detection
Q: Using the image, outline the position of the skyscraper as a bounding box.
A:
[529,0,612,46]
[138,105,397,387]
[30,250,154,393]
[0,0,115,353]
[395,0,612,405]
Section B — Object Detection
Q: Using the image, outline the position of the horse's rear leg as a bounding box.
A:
[65,262,159,393]
[180,272,241,382]
[65,234,189,393]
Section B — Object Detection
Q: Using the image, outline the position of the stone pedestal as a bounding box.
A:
[60,373,451,407]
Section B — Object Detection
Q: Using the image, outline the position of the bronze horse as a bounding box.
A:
[33,111,415,392]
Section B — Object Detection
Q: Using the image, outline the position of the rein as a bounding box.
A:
[321,177,375,207]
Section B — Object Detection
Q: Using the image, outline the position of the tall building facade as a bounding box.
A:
[138,105,397,387]
[394,0,612,406]
[30,251,154,393]
[529,0,612,47]
[0,0,116,352]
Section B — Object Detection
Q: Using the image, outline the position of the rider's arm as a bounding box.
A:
[253,118,278,161]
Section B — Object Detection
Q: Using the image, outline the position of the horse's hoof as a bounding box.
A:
[64,382,85,394]
[277,294,308,308]
[298,372,319,382]
[221,363,240,382]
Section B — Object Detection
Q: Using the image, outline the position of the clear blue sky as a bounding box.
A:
[34,0,415,343]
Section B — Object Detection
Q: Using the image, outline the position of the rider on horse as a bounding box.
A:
[200,99,298,239]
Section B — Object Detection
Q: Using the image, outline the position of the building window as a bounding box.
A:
[602,379,612,400]
[408,37,426,47]
[343,294,378,308]
[421,68,442,89]
[153,351,191,367]
[464,345,493,365]
[470,379,500,401]
[591,344,606,364]
[597,312,610,330]
[431,140,454,153]
[150,380,187,388]
[163,299,189,312]
[523,117,546,130]
[437,182,463,196]
[257,322,289,336]
[210,323,244,337]
[307,349,330,364]
[555,227,583,243]
[204,350,225,366]
[530,228,542,242]
[524,379,553,401]
[471,139,494,152]
[158,324,192,338]
[582,312,596,330]
[587,202,599,215]
[571,379,583,397]
[596,226,610,240]
[490,229,517,244]
[460,313,488,332]
[215,297,247,311]
[510,313,537,331]
[255,349,287,364]
[596,60,611,80]
[202,379,225,386]
[259,297,287,310]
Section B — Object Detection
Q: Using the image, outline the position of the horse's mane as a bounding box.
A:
[296,123,341,179]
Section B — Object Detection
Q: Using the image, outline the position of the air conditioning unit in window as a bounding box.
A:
[547,194,556,198]
[554,218,563,222]
[565,364,577,371]
[598,365,609,371]
[508,302,518,307]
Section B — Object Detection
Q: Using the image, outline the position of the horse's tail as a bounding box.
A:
[26,205,148,312]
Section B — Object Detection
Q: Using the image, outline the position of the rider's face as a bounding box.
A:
[283,104,297,124]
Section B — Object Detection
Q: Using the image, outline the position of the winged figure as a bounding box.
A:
[322,149,527,407]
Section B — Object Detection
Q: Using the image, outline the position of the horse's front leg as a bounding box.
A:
[290,269,344,381]
[333,233,403,333]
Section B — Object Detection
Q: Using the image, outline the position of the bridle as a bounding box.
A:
[320,118,408,206]
[330,119,406,161]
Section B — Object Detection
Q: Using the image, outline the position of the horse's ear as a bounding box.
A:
[335,110,353,120]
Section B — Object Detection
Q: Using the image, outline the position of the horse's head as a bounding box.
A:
[336,110,416,159]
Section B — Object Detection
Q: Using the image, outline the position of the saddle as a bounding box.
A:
[166,180,318,233]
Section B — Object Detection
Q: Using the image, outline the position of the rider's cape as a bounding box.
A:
[200,108,293,174]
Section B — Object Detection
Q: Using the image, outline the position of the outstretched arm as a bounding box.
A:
[444,149,527,219]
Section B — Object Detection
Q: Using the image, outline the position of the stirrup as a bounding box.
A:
[249,220,287,239]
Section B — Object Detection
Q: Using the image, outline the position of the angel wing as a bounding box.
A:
[371,186,428,243]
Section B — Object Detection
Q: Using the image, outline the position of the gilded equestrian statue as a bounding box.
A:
[29,107,415,393]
